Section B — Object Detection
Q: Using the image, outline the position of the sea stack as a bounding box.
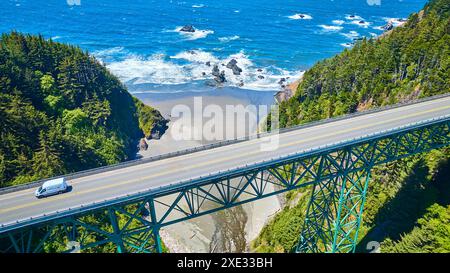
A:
[180,25,195,32]
[383,21,394,31]
[212,65,226,83]
[226,59,243,75]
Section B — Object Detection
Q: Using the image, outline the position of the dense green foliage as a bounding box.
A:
[134,97,165,139]
[356,148,450,252]
[41,204,169,253]
[253,0,450,253]
[0,32,164,187]
[382,204,450,253]
[251,191,309,253]
[278,0,449,127]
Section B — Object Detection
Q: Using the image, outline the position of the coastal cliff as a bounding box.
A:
[0,32,165,188]
[253,0,450,253]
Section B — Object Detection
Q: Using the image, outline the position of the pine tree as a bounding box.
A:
[32,131,65,179]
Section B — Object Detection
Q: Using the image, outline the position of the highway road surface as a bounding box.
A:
[0,96,449,228]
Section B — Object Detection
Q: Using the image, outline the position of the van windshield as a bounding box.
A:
[38,186,42,192]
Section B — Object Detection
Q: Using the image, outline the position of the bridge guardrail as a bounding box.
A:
[1,114,449,233]
[0,92,448,195]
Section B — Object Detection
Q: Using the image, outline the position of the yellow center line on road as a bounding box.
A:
[54,97,450,184]
[0,104,449,215]
[1,97,446,202]
[0,98,413,202]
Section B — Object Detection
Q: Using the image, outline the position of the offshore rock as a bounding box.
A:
[212,64,220,76]
[226,59,242,75]
[212,65,226,84]
[226,59,238,69]
[278,78,286,85]
[180,25,195,32]
[383,21,394,31]
[232,65,242,75]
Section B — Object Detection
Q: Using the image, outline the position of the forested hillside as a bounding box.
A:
[252,0,450,253]
[0,32,165,188]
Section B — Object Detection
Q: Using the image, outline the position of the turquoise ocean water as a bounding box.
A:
[1,0,428,93]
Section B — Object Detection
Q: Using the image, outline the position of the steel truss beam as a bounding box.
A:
[0,119,448,253]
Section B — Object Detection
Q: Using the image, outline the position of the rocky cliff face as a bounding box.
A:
[252,0,450,253]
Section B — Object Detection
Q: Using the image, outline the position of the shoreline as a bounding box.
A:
[133,85,283,252]
[131,68,305,252]
[134,87,277,157]
[274,73,304,103]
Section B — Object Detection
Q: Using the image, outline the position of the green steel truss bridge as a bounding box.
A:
[0,95,449,253]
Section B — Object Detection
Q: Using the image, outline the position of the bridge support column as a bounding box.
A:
[297,151,371,253]
[108,208,125,253]
[148,198,162,253]
[153,228,162,253]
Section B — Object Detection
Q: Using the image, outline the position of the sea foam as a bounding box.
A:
[341,43,353,48]
[341,30,360,39]
[288,14,313,20]
[332,20,345,25]
[172,26,214,40]
[218,35,240,42]
[171,50,219,63]
[383,17,407,26]
[96,48,303,91]
[319,25,343,31]
[345,14,363,21]
[349,20,370,28]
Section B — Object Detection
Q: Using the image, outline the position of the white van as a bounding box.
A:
[35,178,69,198]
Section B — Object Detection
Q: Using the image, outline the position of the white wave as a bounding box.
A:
[383,17,407,27]
[243,69,305,91]
[319,25,343,31]
[173,26,214,40]
[234,10,240,13]
[341,43,353,48]
[332,20,345,25]
[170,50,219,63]
[345,14,363,21]
[192,4,204,8]
[341,30,360,39]
[97,49,303,91]
[372,26,384,31]
[218,35,240,42]
[51,36,62,40]
[105,54,188,85]
[372,18,406,32]
[288,13,313,20]
[350,20,370,28]
[93,47,125,57]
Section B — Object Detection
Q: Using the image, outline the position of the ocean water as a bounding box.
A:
[1,0,428,93]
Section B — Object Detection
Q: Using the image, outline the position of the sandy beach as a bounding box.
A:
[134,87,277,157]
[132,86,282,252]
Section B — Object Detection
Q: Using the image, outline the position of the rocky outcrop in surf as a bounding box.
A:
[383,21,394,31]
[212,64,227,84]
[226,59,243,75]
[180,25,195,32]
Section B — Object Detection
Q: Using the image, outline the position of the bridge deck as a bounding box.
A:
[0,96,449,228]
